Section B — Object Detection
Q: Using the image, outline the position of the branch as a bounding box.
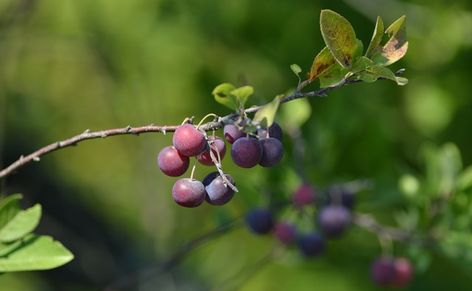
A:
[0,75,391,179]
[353,212,431,246]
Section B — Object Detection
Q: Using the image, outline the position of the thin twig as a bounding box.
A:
[0,74,399,179]
[353,212,430,246]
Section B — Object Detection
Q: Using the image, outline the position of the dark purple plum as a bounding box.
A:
[392,257,414,287]
[318,205,352,238]
[231,137,262,168]
[274,222,297,245]
[292,183,316,208]
[157,146,190,177]
[245,208,274,234]
[172,124,207,156]
[172,178,205,208]
[197,136,226,166]
[371,257,396,286]
[224,124,245,144]
[297,232,325,257]
[204,174,235,205]
[258,122,283,141]
[327,188,356,209]
[259,138,284,167]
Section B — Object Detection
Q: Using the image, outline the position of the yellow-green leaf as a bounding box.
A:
[230,86,254,108]
[0,204,41,243]
[319,63,348,88]
[373,15,408,66]
[320,10,358,68]
[365,16,385,57]
[253,96,282,128]
[212,83,238,110]
[309,47,337,81]
[0,235,73,272]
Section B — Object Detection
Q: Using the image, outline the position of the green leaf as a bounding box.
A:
[212,83,238,110]
[351,56,375,73]
[365,16,385,57]
[0,205,41,243]
[309,47,337,81]
[438,143,462,194]
[280,98,312,129]
[0,194,23,230]
[457,166,472,191]
[319,63,348,88]
[320,9,358,68]
[230,86,254,108]
[372,15,408,66]
[253,96,282,128]
[290,64,302,76]
[0,240,23,257]
[0,235,73,272]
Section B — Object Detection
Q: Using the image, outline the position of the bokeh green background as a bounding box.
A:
[1,0,472,290]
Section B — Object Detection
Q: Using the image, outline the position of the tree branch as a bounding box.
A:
[0,74,392,179]
[353,212,431,246]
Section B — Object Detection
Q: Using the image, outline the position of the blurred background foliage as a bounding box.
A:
[0,0,472,290]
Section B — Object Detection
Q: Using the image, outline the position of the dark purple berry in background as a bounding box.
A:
[224,124,245,144]
[157,146,190,177]
[231,137,262,168]
[258,122,283,141]
[245,208,274,234]
[327,189,356,209]
[197,136,226,166]
[371,257,396,286]
[204,174,235,205]
[274,222,297,245]
[297,232,325,257]
[259,138,284,167]
[392,257,414,287]
[292,183,315,208]
[172,124,207,156]
[172,178,206,208]
[318,205,352,238]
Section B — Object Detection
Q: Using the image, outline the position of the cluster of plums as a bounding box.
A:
[371,256,414,287]
[157,122,284,207]
[245,183,414,287]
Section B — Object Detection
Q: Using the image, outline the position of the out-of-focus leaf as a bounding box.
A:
[372,16,408,66]
[320,10,358,68]
[280,98,311,129]
[253,96,282,128]
[438,143,462,195]
[212,83,238,110]
[0,235,73,272]
[365,16,385,57]
[408,245,432,273]
[309,47,337,81]
[0,205,41,243]
[457,166,472,191]
[0,194,23,230]
[399,174,420,199]
[394,208,419,231]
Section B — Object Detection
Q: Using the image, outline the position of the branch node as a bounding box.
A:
[33,156,40,162]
